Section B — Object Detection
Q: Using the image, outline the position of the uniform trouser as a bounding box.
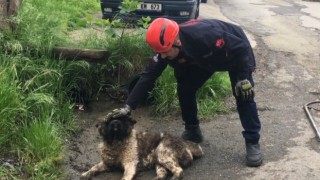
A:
[176,66,261,144]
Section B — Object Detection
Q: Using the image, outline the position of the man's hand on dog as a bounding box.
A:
[110,104,131,118]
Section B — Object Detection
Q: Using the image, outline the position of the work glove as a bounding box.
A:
[110,104,131,118]
[235,79,254,101]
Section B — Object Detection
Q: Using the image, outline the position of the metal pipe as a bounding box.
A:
[304,101,320,141]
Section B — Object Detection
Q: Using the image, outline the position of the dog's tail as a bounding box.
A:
[185,141,204,158]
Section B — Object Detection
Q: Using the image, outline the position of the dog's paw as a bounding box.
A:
[170,177,183,180]
[153,177,166,180]
[80,172,91,180]
[170,173,184,180]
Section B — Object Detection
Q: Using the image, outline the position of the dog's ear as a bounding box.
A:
[104,112,113,122]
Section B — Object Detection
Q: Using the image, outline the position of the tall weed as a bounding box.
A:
[0,0,102,178]
[151,70,232,117]
[18,117,63,179]
[150,68,178,115]
[0,55,76,178]
[0,64,25,150]
[197,72,232,117]
[105,31,152,84]
[18,118,62,162]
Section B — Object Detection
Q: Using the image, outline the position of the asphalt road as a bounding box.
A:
[65,1,320,179]
[199,0,320,179]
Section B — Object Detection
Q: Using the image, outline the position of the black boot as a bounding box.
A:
[181,125,203,143]
[246,143,263,167]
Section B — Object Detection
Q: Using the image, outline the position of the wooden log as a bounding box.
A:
[52,47,110,63]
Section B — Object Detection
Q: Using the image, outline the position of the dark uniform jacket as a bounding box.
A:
[126,19,256,109]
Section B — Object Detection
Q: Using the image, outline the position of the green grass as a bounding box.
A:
[0,0,117,178]
[197,72,232,117]
[0,53,77,178]
[150,69,232,117]
[0,59,25,151]
[18,118,64,179]
[105,30,152,84]
[0,167,19,180]
[150,67,179,115]
[12,0,100,55]
[19,118,62,161]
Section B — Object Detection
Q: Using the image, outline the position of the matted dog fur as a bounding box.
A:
[80,115,203,180]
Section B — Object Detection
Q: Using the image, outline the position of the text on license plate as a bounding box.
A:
[137,3,162,11]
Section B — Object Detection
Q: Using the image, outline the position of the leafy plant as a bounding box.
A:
[119,0,141,14]
[82,0,153,99]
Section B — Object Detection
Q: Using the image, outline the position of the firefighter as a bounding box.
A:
[110,18,263,167]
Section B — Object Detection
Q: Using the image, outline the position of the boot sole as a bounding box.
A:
[181,136,203,143]
[246,157,263,167]
[186,138,203,143]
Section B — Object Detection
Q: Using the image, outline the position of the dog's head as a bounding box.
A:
[97,115,137,145]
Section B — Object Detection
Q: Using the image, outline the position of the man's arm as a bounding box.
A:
[110,54,168,118]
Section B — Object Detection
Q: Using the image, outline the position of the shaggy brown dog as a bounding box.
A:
[80,115,203,180]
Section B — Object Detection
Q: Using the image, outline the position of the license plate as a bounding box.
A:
[137,3,162,11]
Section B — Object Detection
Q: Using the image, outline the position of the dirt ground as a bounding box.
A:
[63,0,320,180]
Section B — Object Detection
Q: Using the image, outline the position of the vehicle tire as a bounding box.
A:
[201,0,207,3]
[195,0,200,18]
[195,6,199,18]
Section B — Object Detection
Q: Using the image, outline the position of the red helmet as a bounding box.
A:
[146,18,179,53]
